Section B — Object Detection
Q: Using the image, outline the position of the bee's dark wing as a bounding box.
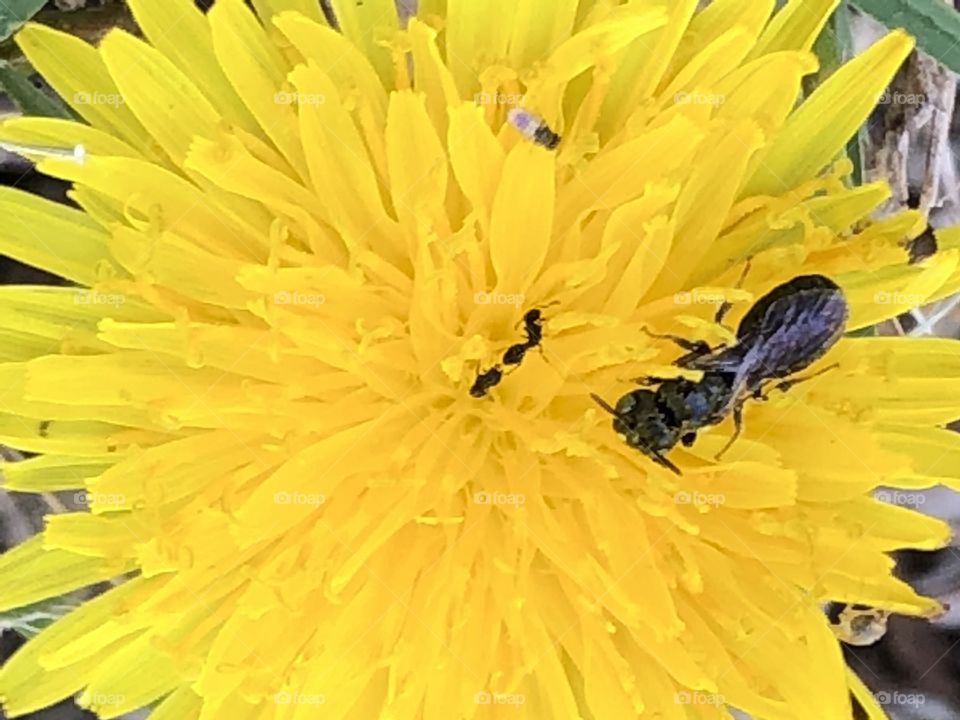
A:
[682,275,848,380]
[679,343,750,373]
[738,275,848,379]
[737,275,843,340]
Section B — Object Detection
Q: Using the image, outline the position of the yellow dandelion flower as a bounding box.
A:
[0,1,959,718]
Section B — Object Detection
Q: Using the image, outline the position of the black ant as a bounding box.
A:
[470,366,503,398]
[501,308,548,368]
[469,306,554,398]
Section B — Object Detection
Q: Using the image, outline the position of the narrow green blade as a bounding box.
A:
[0,0,45,42]
[852,0,960,75]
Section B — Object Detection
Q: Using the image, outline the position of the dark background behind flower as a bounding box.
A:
[1,2,960,720]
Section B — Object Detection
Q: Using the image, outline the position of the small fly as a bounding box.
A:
[507,109,561,150]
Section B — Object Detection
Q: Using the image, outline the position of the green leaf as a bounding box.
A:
[851,0,960,75]
[833,0,856,61]
[0,0,46,42]
[0,594,82,639]
[812,16,845,84]
[803,2,865,184]
[0,59,73,118]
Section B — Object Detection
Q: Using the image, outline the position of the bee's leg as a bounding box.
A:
[676,345,721,368]
[681,432,697,447]
[714,258,752,326]
[774,363,840,394]
[642,327,713,359]
[714,302,733,327]
[714,402,744,460]
[627,375,671,387]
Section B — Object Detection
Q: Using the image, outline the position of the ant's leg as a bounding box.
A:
[774,363,840,394]
[714,402,744,460]
[714,258,752,326]
[531,344,556,371]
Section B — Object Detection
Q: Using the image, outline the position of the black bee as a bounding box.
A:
[652,373,736,447]
[590,389,682,473]
[681,274,848,394]
[593,274,848,469]
[592,372,734,474]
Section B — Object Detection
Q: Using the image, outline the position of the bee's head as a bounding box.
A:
[592,390,681,473]
[614,390,679,452]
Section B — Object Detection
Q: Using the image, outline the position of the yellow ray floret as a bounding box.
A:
[0,1,957,719]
